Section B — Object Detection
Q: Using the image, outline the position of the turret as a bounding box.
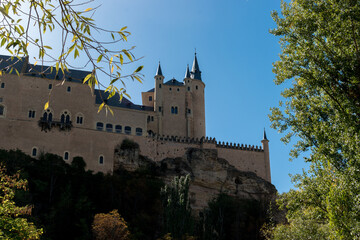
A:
[187,53,205,138]
[154,62,164,134]
[261,128,271,182]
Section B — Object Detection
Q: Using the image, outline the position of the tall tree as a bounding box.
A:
[0,0,143,112]
[161,175,194,239]
[269,0,360,239]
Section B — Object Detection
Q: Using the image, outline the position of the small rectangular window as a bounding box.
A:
[159,107,162,112]
[125,126,131,135]
[149,96,152,101]
[96,122,104,131]
[0,83,5,88]
[0,98,3,102]
[159,84,162,88]
[115,125,122,133]
[0,106,4,116]
[48,84,52,90]
[136,128,143,136]
[67,86,71,92]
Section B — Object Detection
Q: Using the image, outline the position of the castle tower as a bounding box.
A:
[261,129,271,182]
[188,53,206,138]
[154,62,164,135]
[184,65,193,137]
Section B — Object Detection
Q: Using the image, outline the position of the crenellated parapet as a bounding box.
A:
[146,133,264,152]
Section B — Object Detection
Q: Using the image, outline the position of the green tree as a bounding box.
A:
[92,209,130,240]
[160,175,194,239]
[0,0,143,112]
[0,165,42,240]
[269,0,360,239]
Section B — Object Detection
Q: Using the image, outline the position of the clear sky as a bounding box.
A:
[2,0,309,193]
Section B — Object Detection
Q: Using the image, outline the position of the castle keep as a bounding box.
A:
[0,54,271,182]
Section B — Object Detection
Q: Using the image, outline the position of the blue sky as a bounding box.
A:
[94,0,307,193]
[2,0,308,193]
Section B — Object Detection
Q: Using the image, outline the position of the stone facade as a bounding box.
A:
[0,54,271,182]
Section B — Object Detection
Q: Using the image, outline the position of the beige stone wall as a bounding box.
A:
[0,72,271,182]
[141,92,154,108]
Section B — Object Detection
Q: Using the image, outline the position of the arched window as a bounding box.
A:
[196,85,198,90]
[43,112,48,121]
[115,125,122,133]
[171,107,174,114]
[96,122,104,131]
[125,126,131,135]
[0,82,4,88]
[76,114,83,125]
[159,84,162,88]
[175,107,178,114]
[48,112,53,122]
[0,105,5,116]
[136,128,143,136]
[60,110,71,124]
[67,86,71,92]
[64,151,69,160]
[106,123,113,132]
[99,155,104,165]
[32,147,37,157]
[28,110,35,118]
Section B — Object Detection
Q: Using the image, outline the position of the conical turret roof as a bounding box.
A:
[190,53,202,80]
[156,62,163,76]
[185,64,191,78]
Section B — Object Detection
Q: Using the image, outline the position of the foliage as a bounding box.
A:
[0,149,164,240]
[0,0,143,112]
[0,165,42,240]
[198,194,266,240]
[160,175,195,239]
[92,209,130,240]
[119,139,139,150]
[270,0,360,239]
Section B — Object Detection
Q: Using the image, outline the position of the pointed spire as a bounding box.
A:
[263,128,268,141]
[156,61,163,76]
[190,52,202,80]
[185,64,190,78]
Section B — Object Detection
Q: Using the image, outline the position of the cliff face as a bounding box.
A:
[114,145,276,210]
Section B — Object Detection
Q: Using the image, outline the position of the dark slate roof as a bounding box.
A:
[147,88,155,92]
[156,62,163,76]
[263,128,268,141]
[94,89,154,111]
[191,53,202,81]
[164,78,184,86]
[0,55,91,83]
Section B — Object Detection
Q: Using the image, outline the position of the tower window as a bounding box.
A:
[187,109,191,114]
[136,128,143,136]
[67,86,71,92]
[96,122,104,131]
[159,107,162,112]
[125,126,131,135]
[106,123,113,132]
[149,96,152,101]
[159,84,162,88]
[151,116,154,121]
[196,85,198,90]
[115,125,122,133]
[64,151,69,161]
[32,147,37,157]
[177,88,180,92]
[169,87,172,91]
[48,84,52,90]
[99,155,104,165]
[171,107,174,114]
[187,87,190,91]
[147,116,150,122]
[0,82,4,88]
[175,107,178,114]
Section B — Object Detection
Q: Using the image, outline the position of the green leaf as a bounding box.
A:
[134,66,143,73]
[97,55,103,63]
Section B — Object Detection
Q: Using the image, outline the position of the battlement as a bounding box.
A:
[147,134,264,152]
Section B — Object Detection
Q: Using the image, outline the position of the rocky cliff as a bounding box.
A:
[114,141,277,210]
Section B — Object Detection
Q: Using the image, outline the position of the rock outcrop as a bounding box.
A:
[114,144,277,210]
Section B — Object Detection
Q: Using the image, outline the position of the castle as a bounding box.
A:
[0,54,271,182]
